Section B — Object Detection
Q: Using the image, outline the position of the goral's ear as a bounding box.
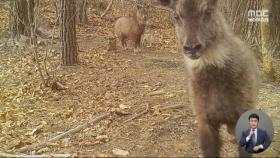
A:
[152,0,177,10]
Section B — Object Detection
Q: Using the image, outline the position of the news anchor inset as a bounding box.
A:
[239,113,272,153]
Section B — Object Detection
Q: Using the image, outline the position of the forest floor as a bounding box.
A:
[0,1,280,157]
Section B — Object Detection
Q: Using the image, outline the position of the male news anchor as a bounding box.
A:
[239,113,271,153]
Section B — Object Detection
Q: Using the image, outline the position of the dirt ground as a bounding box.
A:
[0,1,280,157]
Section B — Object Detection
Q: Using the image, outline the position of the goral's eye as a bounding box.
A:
[205,9,214,17]
[172,12,180,20]
[174,14,180,20]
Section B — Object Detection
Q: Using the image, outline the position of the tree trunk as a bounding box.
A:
[261,0,274,80]
[269,0,280,57]
[60,0,78,65]
[9,0,35,38]
[76,0,89,25]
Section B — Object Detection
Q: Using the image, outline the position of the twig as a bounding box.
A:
[17,113,110,152]
[148,89,165,96]
[0,153,71,158]
[157,104,185,111]
[151,4,173,12]
[123,104,150,123]
[26,0,47,87]
[51,81,67,90]
[45,14,61,85]
[101,0,114,18]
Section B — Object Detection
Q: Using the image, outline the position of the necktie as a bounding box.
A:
[252,129,257,145]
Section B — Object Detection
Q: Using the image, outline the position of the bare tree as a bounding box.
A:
[219,0,262,53]
[9,0,35,38]
[219,0,280,81]
[60,0,78,65]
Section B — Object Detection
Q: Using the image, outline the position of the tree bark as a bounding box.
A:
[261,0,274,80]
[60,0,78,65]
[269,0,280,57]
[9,0,35,38]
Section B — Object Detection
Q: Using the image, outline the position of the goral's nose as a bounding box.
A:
[183,43,202,54]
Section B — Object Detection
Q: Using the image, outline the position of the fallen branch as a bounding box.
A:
[151,4,173,12]
[148,89,165,96]
[157,104,185,111]
[51,81,67,91]
[123,104,150,123]
[17,113,110,152]
[0,153,71,158]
